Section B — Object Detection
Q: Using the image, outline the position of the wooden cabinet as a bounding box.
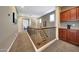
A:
[65,10,71,21]
[59,29,66,40]
[77,7,79,20]
[59,28,79,46]
[60,12,64,21]
[60,7,79,22]
[60,12,66,21]
[76,30,79,45]
[59,29,63,40]
[60,10,70,22]
[70,8,77,21]
[67,29,77,44]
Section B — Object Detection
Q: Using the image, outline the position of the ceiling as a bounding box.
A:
[16,6,56,18]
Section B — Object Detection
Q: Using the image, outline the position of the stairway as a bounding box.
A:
[36,29,49,47]
[39,30,48,39]
[27,28,51,49]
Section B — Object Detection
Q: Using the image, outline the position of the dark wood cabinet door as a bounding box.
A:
[70,8,77,20]
[60,10,70,22]
[59,29,66,40]
[59,29,79,45]
[60,7,78,22]
[60,12,65,22]
[65,10,71,21]
[77,7,79,20]
[59,29,63,40]
[67,29,77,44]
[62,29,66,40]
[60,13,63,21]
[76,30,79,45]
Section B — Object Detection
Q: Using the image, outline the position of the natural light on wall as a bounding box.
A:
[50,13,55,22]
[39,19,42,23]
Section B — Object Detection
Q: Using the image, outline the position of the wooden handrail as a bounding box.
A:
[28,27,56,30]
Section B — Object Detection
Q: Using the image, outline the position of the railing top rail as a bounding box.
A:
[28,27,56,30]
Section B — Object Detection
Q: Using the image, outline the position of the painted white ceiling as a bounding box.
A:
[16,6,56,18]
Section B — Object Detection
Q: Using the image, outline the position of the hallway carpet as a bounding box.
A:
[9,32,35,52]
[43,40,79,52]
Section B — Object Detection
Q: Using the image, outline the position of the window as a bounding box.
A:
[50,13,55,22]
[39,19,42,23]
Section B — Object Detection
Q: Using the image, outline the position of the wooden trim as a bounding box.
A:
[28,27,56,30]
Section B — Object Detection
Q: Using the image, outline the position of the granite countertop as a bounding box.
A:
[59,27,79,30]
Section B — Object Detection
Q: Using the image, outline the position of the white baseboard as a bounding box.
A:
[37,39,57,52]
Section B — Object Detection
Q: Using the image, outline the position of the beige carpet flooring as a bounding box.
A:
[43,40,79,52]
[9,32,35,52]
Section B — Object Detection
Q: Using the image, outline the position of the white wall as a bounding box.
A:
[18,16,24,32]
[0,6,18,51]
[56,7,61,40]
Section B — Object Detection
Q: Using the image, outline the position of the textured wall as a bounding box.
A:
[40,11,56,27]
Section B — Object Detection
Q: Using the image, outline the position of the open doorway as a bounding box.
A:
[23,19,29,31]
